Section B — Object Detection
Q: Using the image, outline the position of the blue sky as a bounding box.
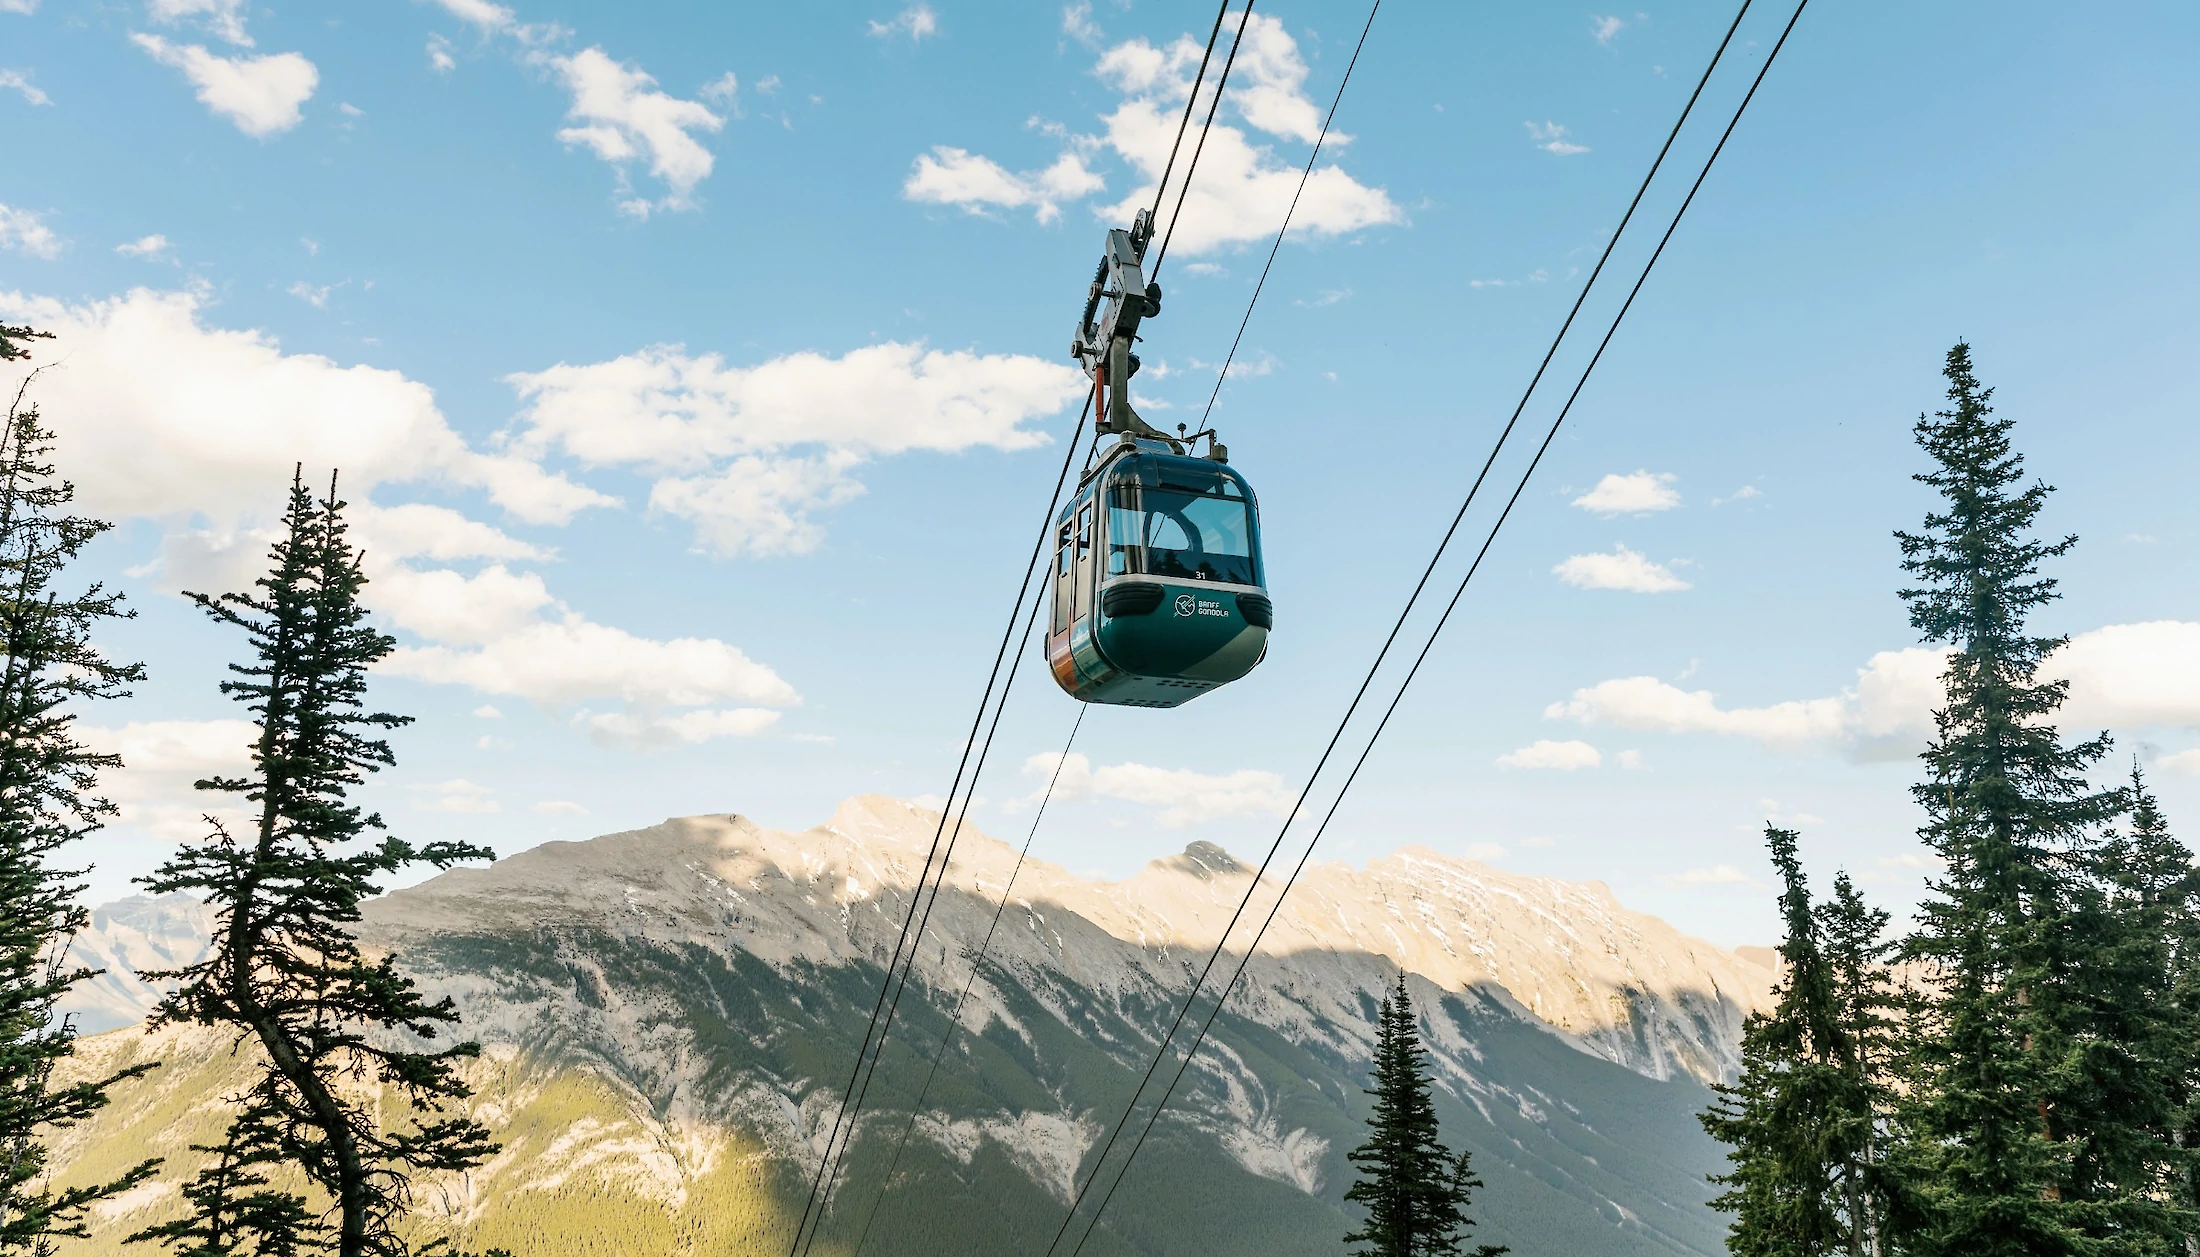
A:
[3,0,2197,946]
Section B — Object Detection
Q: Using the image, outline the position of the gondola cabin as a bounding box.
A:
[1047,438,1271,708]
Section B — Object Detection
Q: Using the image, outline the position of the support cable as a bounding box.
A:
[1150,2,1259,280]
[849,706,1089,1257]
[783,390,1090,1257]
[1040,2,1761,1251]
[1147,2,1236,229]
[795,10,1259,1237]
[1061,5,1810,1250]
[1194,0,1375,428]
[798,554,1055,1257]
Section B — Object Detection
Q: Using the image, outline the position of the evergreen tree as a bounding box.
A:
[1881,342,2144,1255]
[1817,870,1898,1255]
[1702,827,1887,1256]
[131,470,498,1257]
[0,332,160,1253]
[2081,765,2200,1247]
[1343,975,1504,1257]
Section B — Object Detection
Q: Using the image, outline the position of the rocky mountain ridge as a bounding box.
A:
[51,797,1774,1257]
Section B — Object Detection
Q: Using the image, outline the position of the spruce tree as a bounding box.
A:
[132,470,498,1257]
[0,332,160,1252]
[1817,870,1897,1255]
[2081,765,2200,1246]
[1343,975,1504,1257]
[1702,827,1888,1256]
[1881,342,2141,1255]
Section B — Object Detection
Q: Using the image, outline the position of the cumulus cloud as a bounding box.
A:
[1021,751,1291,827]
[0,287,607,530]
[2162,749,2200,777]
[1572,470,1679,515]
[1548,626,2200,761]
[80,719,259,842]
[410,779,500,814]
[5,285,799,749]
[1553,545,1690,593]
[578,706,780,750]
[132,34,317,137]
[0,205,60,259]
[1591,15,1626,46]
[868,4,938,40]
[545,47,724,216]
[0,69,51,106]
[905,147,1105,224]
[433,0,517,32]
[383,618,798,709]
[1495,739,1601,771]
[506,340,1084,555]
[115,233,171,258]
[1526,120,1588,156]
[149,0,251,45]
[906,13,1398,254]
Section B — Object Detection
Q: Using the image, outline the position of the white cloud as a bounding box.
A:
[907,13,1398,255]
[867,4,938,40]
[287,280,333,308]
[506,340,1083,555]
[80,719,259,843]
[699,71,739,107]
[578,706,780,750]
[428,35,457,73]
[1021,752,1291,827]
[2161,749,2200,777]
[411,778,500,814]
[115,233,171,258]
[0,69,51,106]
[473,705,505,719]
[544,47,724,216]
[2050,622,2200,730]
[1572,469,1679,515]
[1463,842,1507,861]
[382,617,798,709]
[0,0,37,14]
[1592,15,1626,46]
[132,35,317,137]
[1617,748,1646,771]
[1712,484,1762,507]
[149,0,251,45]
[535,799,589,816]
[1526,120,1588,156]
[1495,739,1601,771]
[1554,545,1690,593]
[0,205,61,259]
[1543,629,2200,761]
[1667,864,1751,886]
[1061,3,1102,47]
[0,287,609,530]
[905,146,1105,224]
[371,564,553,645]
[433,0,516,32]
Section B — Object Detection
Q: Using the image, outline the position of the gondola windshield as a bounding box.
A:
[1107,475,1258,587]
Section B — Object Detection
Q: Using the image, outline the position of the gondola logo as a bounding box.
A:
[1174,594,1197,617]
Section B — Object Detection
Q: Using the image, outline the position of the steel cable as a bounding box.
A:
[848,706,1088,1256]
[782,389,1090,1257]
[1061,5,1810,1250]
[1194,0,1377,429]
[1150,2,1258,281]
[1041,2,1762,1250]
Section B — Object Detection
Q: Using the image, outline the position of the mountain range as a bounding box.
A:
[47,796,1772,1256]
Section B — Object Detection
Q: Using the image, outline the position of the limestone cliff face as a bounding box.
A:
[52,798,1771,1257]
[360,796,1773,1084]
